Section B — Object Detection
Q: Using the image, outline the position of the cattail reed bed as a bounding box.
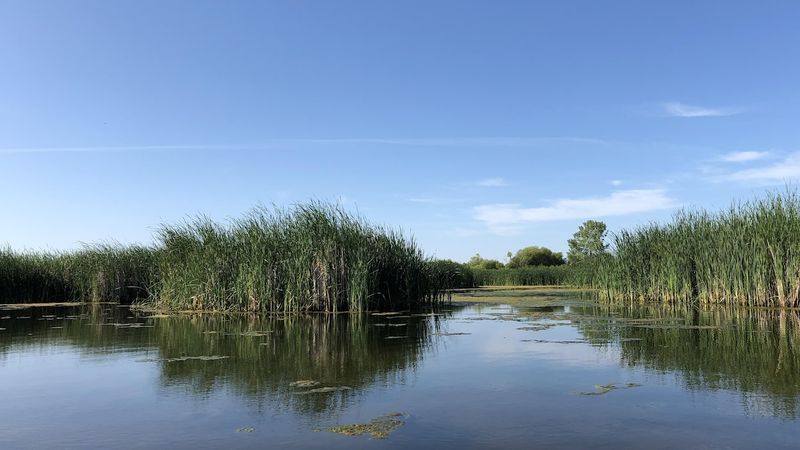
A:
[592,191,800,307]
[472,266,571,287]
[1,203,470,311]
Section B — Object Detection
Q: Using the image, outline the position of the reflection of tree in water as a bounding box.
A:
[572,303,800,419]
[0,305,448,417]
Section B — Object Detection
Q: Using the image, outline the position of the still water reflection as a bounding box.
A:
[0,291,798,449]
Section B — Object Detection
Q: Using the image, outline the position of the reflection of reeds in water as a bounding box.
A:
[574,303,800,418]
[0,306,449,416]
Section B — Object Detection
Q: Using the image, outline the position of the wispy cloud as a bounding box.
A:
[0,136,607,155]
[477,177,508,187]
[473,189,678,234]
[297,136,606,147]
[720,151,769,162]
[662,102,741,118]
[724,152,800,183]
[610,179,623,186]
[0,144,221,154]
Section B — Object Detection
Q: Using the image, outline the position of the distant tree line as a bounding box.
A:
[458,220,609,287]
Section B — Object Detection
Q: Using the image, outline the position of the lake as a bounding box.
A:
[0,289,798,449]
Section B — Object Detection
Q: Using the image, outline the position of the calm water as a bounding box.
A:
[1,290,798,449]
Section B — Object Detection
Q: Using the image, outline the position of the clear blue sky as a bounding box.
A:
[2,1,799,261]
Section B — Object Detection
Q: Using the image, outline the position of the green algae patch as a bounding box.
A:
[139,355,231,363]
[289,380,321,388]
[578,382,642,396]
[517,324,558,332]
[296,386,352,395]
[236,427,255,433]
[233,331,272,337]
[327,412,407,439]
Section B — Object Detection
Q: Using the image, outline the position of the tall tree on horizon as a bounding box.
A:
[567,220,609,263]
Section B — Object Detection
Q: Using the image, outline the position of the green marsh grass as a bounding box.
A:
[1,203,468,311]
[592,191,800,307]
[0,244,155,304]
[472,266,570,287]
[153,203,460,312]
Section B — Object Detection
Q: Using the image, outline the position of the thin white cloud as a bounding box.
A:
[610,179,623,186]
[473,189,677,233]
[662,102,741,118]
[725,152,800,183]
[298,136,606,146]
[0,136,607,155]
[477,177,508,187]
[720,151,769,162]
[0,144,221,154]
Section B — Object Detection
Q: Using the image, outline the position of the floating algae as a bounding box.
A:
[233,331,272,337]
[166,355,230,362]
[138,355,231,363]
[631,325,719,330]
[112,323,154,328]
[523,339,587,344]
[289,380,321,388]
[236,427,255,433]
[296,386,352,395]
[517,324,558,332]
[578,382,642,396]
[326,412,407,439]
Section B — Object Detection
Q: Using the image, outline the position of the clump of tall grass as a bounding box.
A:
[152,203,450,312]
[472,266,570,286]
[427,260,476,290]
[0,244,156,303]
[592,190,800,307]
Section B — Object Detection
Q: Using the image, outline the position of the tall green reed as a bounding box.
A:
[591,190,800,307]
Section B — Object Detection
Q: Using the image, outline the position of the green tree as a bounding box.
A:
[507,246,565,268]
[467,253,504,270]
[567,220,609,263]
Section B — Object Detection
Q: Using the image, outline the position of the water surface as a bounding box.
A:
[1,290,798,449]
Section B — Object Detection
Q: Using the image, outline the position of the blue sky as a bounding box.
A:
[2,1,800,261]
